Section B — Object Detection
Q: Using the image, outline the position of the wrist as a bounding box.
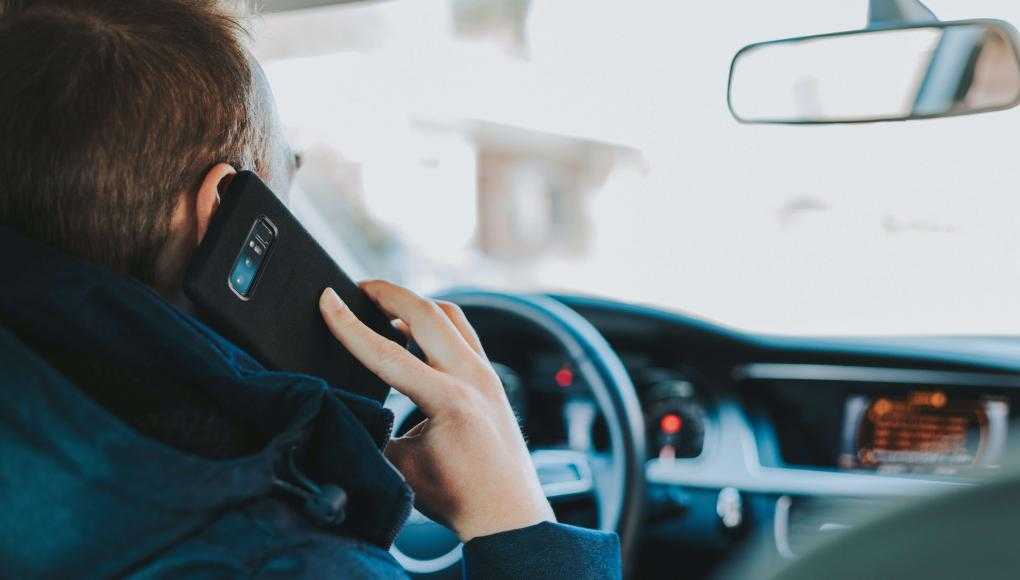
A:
[455,496,555,542]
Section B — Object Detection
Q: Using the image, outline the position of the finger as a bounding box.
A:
[391,319,410,338]
[435,301,486,358]
[360,280,478,371]
[400,418,430,439]
[384,433,425,480]
[320,289,444,414]
[384,438,453,528]
[384,437,415,476]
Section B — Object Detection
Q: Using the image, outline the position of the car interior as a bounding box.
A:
[31,0,1020,577]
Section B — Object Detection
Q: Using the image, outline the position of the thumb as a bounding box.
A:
[385,433,450,528]
[385,424,427,478]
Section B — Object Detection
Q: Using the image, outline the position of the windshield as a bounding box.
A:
[254,0,1020,336]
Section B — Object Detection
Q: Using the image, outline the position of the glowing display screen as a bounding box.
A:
[840,391,1009,474]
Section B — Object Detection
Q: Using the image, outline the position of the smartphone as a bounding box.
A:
[183,171,403,402]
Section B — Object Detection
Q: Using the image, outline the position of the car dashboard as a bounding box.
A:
[452,293,1020,578]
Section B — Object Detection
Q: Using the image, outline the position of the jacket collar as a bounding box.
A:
[0,228,412,572]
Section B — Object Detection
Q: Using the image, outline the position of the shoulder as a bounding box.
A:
[127,498,408,580]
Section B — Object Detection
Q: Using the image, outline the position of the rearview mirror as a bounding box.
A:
[728,20,1020,124]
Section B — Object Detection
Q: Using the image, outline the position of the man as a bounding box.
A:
[0,0,621,577]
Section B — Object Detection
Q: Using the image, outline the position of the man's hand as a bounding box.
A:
[320,281,555,541]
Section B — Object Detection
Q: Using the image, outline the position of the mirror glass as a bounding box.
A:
[729,21,1020,123]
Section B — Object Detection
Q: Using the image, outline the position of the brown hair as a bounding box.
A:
[0,0,267,285]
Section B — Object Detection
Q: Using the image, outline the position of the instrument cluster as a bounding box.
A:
[642,373,709,460]
[486,350,717,459]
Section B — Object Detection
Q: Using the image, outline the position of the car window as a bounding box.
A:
[254,0,1020,335]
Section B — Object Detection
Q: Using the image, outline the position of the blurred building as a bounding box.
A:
[254,0,645,287]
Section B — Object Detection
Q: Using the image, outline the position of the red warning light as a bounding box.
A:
[554,366,574,388]
[660,413,682,435]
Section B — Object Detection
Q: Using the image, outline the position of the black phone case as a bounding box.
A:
[183,171,402,402]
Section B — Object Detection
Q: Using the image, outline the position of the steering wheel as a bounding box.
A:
[386,290,646,577]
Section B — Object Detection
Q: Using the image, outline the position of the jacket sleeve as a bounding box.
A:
[461,521,621,579]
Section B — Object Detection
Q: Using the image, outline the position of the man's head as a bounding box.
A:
[0,0,297,294]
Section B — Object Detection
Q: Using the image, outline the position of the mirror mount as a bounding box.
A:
[868,0,938,29]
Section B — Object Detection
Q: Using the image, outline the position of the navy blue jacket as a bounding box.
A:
[0,228,621,578]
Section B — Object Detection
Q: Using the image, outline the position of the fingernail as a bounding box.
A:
[320,287,345,311]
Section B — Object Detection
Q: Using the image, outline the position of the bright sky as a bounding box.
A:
[258,0,1020,336]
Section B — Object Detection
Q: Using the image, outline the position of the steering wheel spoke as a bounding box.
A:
[532,448,596,500]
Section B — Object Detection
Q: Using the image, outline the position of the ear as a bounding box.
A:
[194,163,236,244]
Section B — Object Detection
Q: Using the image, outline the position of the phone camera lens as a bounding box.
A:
[254,221,275,246]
